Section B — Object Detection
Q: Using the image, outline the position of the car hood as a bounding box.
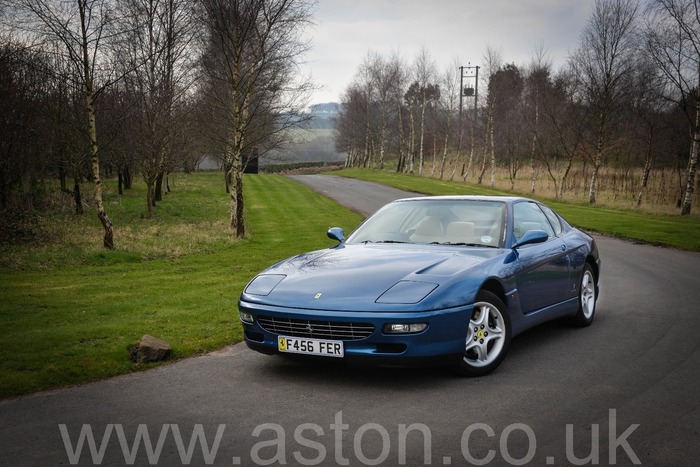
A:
[242,244,501,311]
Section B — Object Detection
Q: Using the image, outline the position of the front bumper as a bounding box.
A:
[238,300,472,367]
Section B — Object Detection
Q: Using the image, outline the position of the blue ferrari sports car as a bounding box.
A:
[239,196,600,375]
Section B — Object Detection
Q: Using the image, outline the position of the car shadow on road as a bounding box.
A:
[256,354,456,390]
[250,314,605,390]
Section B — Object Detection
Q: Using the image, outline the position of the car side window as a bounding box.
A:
[512,202,555,241]
[539,204,563,236]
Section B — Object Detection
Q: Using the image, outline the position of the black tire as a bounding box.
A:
[456,290,511,376]
[572,263,596,327]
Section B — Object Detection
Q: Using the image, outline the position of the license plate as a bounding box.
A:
[278,336,344,358]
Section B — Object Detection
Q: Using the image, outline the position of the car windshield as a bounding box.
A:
[346,199,506,247]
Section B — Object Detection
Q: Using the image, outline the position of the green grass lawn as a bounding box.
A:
[0,173,362,399]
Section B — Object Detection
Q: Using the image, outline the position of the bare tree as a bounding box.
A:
[569,0,639,205]
[14,0,123,247]
[115,0,197,217]
[412,47,438,176]
[477,46,502,186]
[198,0,314,237]
[541,68,589,199]
[369,53,397,170]
[387,51,410,174]
[489,63,525,190]
[355,51,378,168]
[645,0,700,215]
[45,46,92,215]
[524,45,553,194]
[336,84,364,168]
[628,56,670,207]
[0,37,53,210]
[437,58,460,179]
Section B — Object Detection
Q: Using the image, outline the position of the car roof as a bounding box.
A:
[393,195,534,204]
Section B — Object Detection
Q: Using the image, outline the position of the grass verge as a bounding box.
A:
[334,168,700,251]
[0,173,362,399]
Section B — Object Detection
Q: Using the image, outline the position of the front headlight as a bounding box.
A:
[239,311,254,324]
[383,323,428,334]
[244,274,286,296]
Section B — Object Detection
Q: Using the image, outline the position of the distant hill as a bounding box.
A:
[304,102,341,130]
[259,102,345,165]
[309,102,341,114]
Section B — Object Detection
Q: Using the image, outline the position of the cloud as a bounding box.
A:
[303,0,593,104]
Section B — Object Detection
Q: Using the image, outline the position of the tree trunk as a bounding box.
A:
[558,158,573,199]
[450,104,463,181]
[229,165,245,237]
[635,130,654,208]
[121,165,132,190]
[155,171,164,202]
[489,107,496,187]
[588,161,601,205]
[418,96,426,175]
[146,182,155,217]
[408,106,415,174]
[79,4,112,248]
[530,99,539,194]
[589,107,607,205]
[87,91,113,248]
[379,122,386,169]
[439,129,449,179]
[59,165,67,191]
[73,177,83,215]
[680,87,700,215]
[464,129,475,182]
[478,105,492,185]
[396,99,405,173]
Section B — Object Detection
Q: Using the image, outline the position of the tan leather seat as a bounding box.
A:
[410,217,444,243]
[445,221,475,243]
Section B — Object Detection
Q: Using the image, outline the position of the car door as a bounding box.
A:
[511,201,571,313]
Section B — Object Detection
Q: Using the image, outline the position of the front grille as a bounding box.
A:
[257,316,374,340]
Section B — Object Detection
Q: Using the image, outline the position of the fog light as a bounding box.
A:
[383,323,427,334]
[239,311,254,324]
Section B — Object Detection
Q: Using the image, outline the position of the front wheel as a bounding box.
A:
[572,263,596,327]
[456,290,511,376]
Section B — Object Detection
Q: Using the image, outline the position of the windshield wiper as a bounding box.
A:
[362,240,408,244]
[438,242,498,248]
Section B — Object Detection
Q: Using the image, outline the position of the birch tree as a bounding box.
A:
[116,0,196,217]
[477,46,502,186]
[413,47,438,176]
[524,47,553,194]
[541,68,589,199]
[199,0,314,237]
[569,0,638,205]
[645,0,700,215]
[437,59,460,180]
[16,0,120,247]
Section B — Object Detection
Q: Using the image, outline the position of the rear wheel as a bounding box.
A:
[572,264,596,327]
[457,290,511,376]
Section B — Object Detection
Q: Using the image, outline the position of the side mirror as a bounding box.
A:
[512,229,548,249]
[327,227,345,243]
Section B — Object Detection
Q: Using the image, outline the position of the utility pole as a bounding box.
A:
[459,64,479,178]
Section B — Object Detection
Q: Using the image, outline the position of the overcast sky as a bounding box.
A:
[302,0,595,104]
